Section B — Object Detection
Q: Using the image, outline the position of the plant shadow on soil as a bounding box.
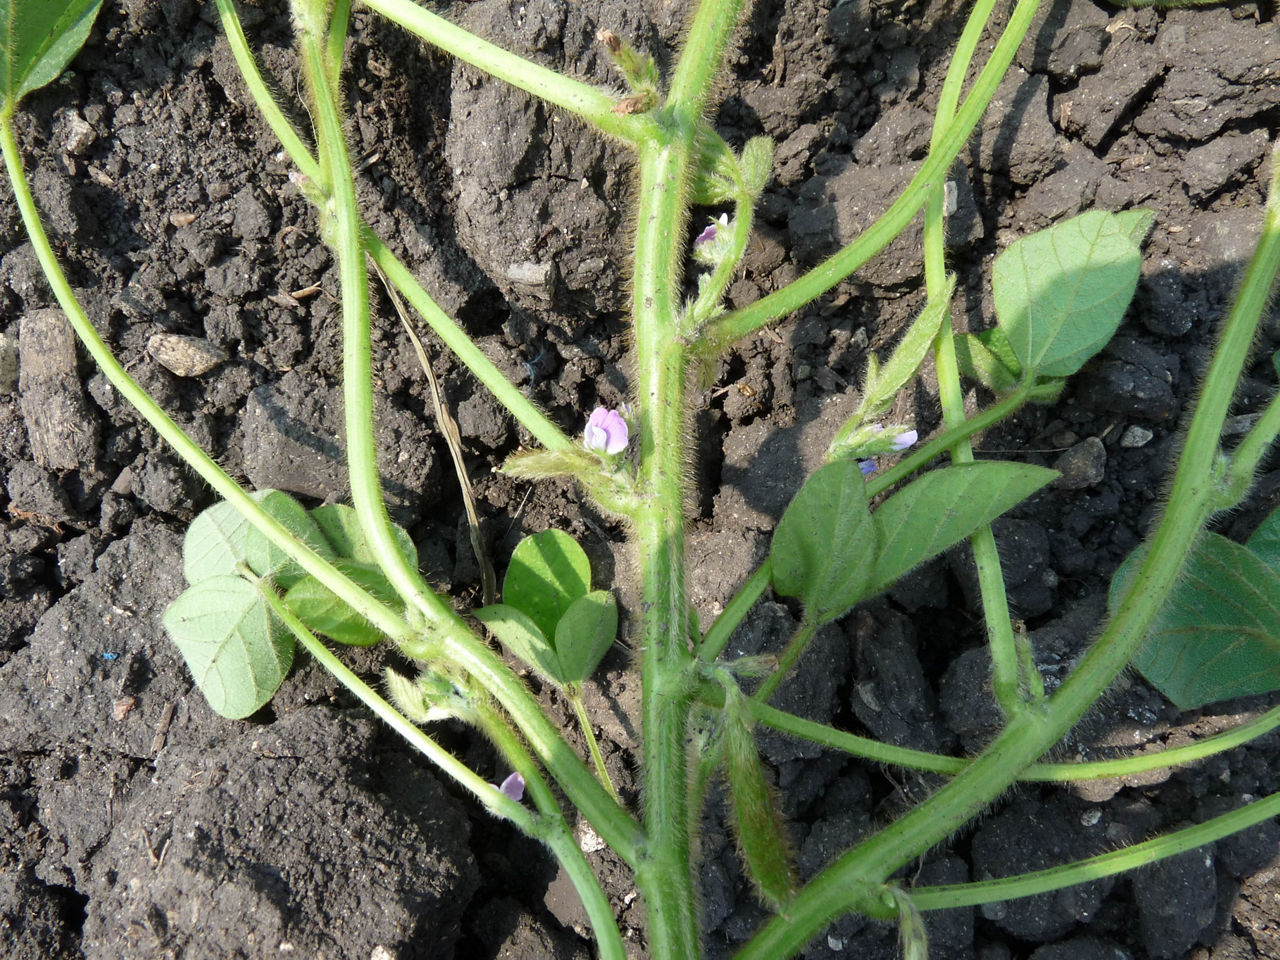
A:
[1,0,1279,958]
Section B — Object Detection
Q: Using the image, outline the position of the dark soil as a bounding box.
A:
[2,0,1279,958]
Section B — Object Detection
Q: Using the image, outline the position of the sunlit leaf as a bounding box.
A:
[162,575,291,719]
[503,529,592,641]
[475,603,564,687]
[994,209,1153,377]
[0,0,102,106]
[866,462,1058,598]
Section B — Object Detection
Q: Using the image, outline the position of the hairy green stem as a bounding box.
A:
[699,559,772,662]
[924,0,1026,714]
[734,128,1280,960]
[569,690,624,805]
[703,0,1041,350]
[911,788,1280,911]
[737,694,1280,783]
[752,619,818,704]
[632,134,700,956]
[215,0,572,452]
[358,0,653,142]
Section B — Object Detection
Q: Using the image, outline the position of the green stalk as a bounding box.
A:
[295,17,644,866]
[701,382,1036,669]
[685,191,754,334]
[699,559,771,661]
[911,788,1280,911]
[752,619,818,704]
[470,701,628,960]
[626,0,751,948]
[733,130,1280,960]
[363,232,572,451]
[924,0,1026,714]
[0,109,403,643]
[703,0,1041,351]
[215,0,572,452]
[267,585,625,960]
[569,689,624,805]
[631,134,700,958]
[739,695,1280,784]
[357,0,652,143]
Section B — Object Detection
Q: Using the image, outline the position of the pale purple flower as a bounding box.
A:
[695,222,718,245]
[584,406,629,455]
[891,429,918,452]
[494,771,525,801]
[859,459,877,476]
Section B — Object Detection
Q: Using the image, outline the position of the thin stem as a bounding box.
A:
[703,0,1041,351]
[259,583,530,824]
[699,559,772,662]
[752,619,818,704]
[739,695,1280,784]
[911,789,1280,911]
[365,232,572,451]
[685,192,754,334]
[358,0,653,143]
[217,0,574,452]
[471,699,628,960]
[925,0,1025,715]
[569,689,624,805]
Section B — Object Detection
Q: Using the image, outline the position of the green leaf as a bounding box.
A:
[503,529,592,641]
[1246,505,1280,571]
[283,559,402,647]
[740,136,774,198]
[770,460,877,624]
[310,503,417,568]
[474,603,564,687]
[384,668,433,724]
[954,333,1020,394]
[0,0,102,106]
[866,462,1058,598]
[1111,534,1280,710]
[555,590,618,684]
[162,575,292,719]
[722,687,795,912]
[183,491,334,586]
[858,275,955,420]
[993,209,1152,377]
[501,447,596,481]
[242,490,333,589]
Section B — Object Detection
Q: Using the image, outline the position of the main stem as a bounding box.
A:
[633,132,699,956]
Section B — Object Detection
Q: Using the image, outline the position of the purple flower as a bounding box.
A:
[891,429,918,452]
[584,407,629,455]
[494,771,525,801]
[859,459,877,476]
[695,222,718,245]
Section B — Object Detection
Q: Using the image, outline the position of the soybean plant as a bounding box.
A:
[3,1,1280,958]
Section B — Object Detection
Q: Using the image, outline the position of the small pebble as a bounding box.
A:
[1053,437,1107,489]
[147,333,228,377]
[1120,425,1154,449]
